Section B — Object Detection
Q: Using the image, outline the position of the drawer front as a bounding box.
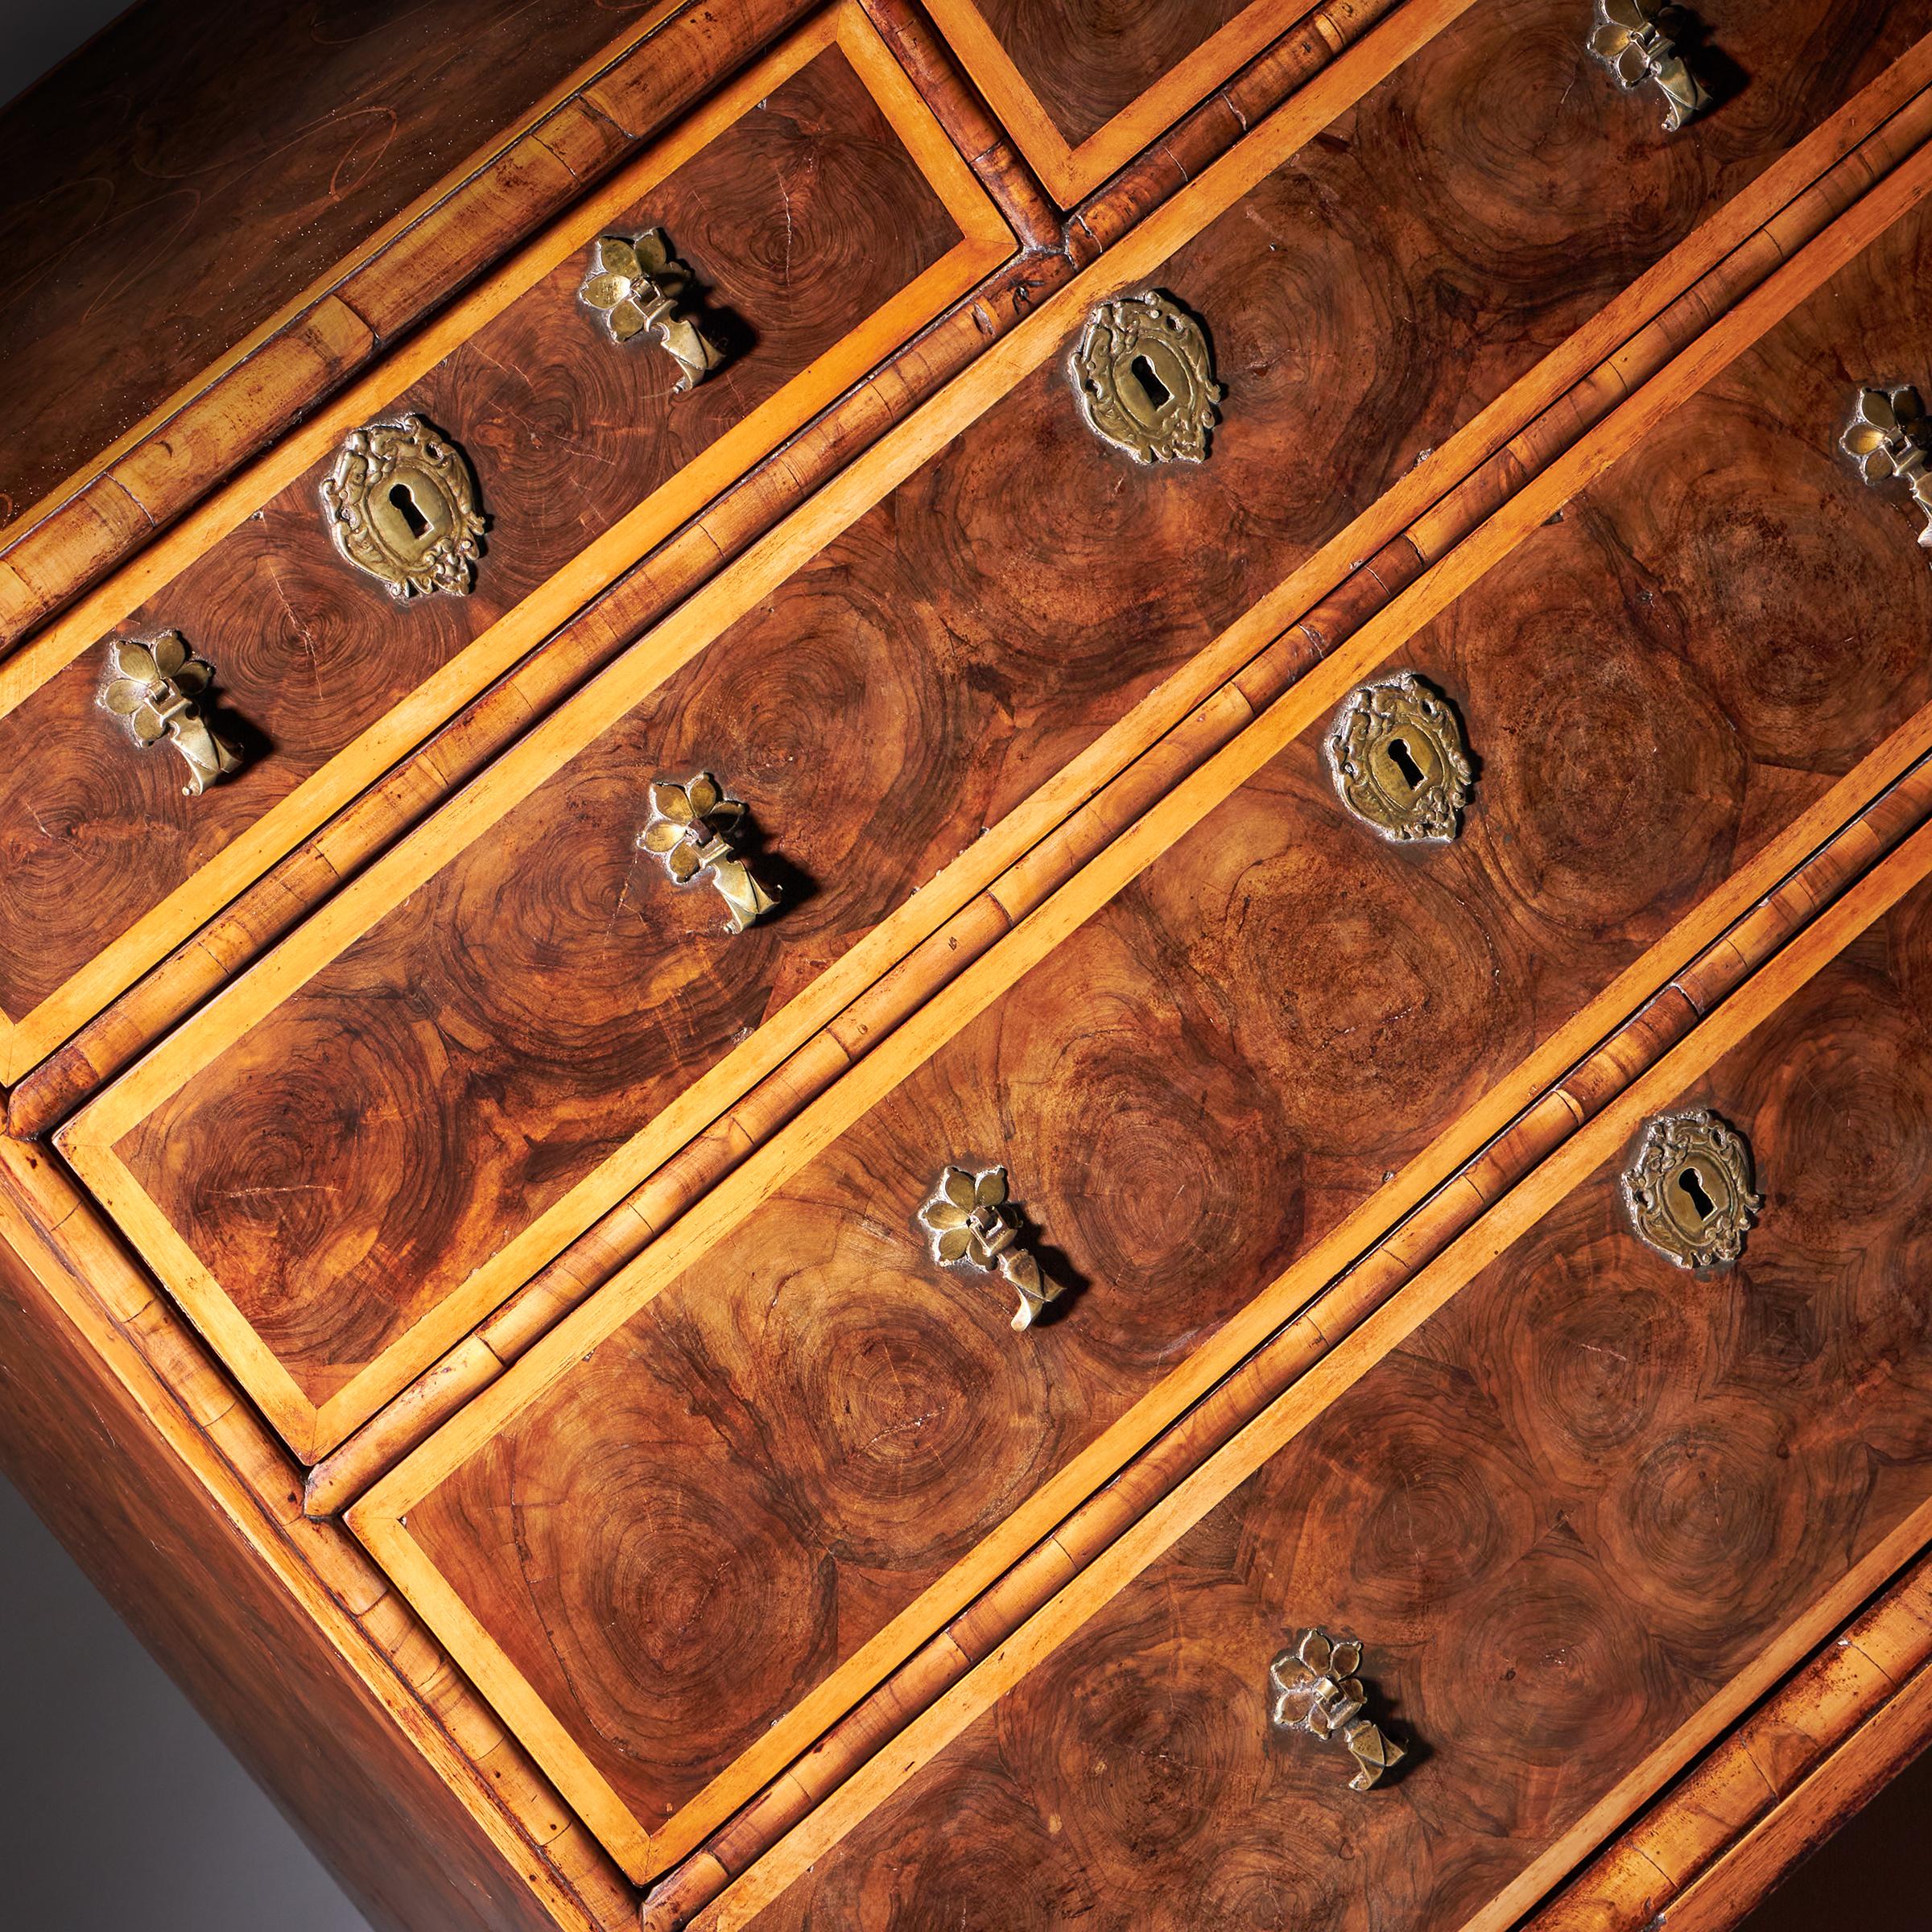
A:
[923,0,1319,203]
[0,0,1012,1086]
[339,168,1932,1879]
[685,855,1932,1932]
[59,0,1932,1471]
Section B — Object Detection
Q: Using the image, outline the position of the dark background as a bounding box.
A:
[0,4,1926,1930]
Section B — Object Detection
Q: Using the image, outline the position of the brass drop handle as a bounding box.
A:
[1269,1628,1406,1792]
[98,631,244,796]
[1326,672,1473,844]
[580,229,727,392]
[639,772,780,934]
[1622,1108,1761,1268]
[919,1163,1061,1331]
[1589,0,1710,132]
[1842,385,1932,559]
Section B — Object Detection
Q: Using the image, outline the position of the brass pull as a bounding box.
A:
[1589,0,1709,132]
[580,229,727,392]
[919,1164,1061,1331]
[1622,1108,1761,1269]
[639,773,780,934]
[1841,385,1932,559]
[1326,672,1473,844]
[99,631,243,796]
[1269,1629,1406,1793]
[321,415,485,598]
[1071,289,1221,464]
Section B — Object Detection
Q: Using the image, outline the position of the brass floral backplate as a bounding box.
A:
[1269,1627,1406,1792]
[98,631,243,796]
[919,1164,1060,1331]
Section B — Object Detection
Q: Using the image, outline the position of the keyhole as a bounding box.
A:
[1129,354,1172,412]
[389,481,430,540]
[1386,736,1425,791]
[1676,1165,1715,1222]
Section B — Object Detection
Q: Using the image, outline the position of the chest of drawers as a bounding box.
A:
[5,4,1932,1929]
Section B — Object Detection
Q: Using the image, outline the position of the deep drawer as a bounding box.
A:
[56,0,1932,1472]
[336,158,1932,1880]
[657,840,1932,1932]
[0,0,1012,1085]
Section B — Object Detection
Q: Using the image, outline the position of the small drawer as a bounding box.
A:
[668,850,1932,1932]
[922,0,1323,204]
[55,0,1932,1474]
[0,0,1013,1086]
[332,170,1932,1880]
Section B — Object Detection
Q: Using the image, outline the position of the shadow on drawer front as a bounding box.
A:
[336,180,1932,1883]
[56,0,1932,1476]
[697,870,1932,1932]
[0,0,1012,1087]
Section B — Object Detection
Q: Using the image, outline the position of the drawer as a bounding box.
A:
[0,0,1013,1086]
[56,0,1932,1470]
[668,842,1932,1932]
[922,0,1323,204]
[336,172,1932,1881]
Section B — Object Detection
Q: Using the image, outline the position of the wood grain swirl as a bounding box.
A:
[726,875,1932,1932]
[111,0,1932,1447]
[391,181,1932,1854]
[0,43,960,1022]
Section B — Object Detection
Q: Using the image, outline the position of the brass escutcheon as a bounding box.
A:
[1325,671,1473,844]
[1841,384,1932,561]
[1070,289,1222,464]
[98,631,244,796]
[1622,1108,1762,1269]
[320,414,485,599]
[1269,1628,1406,1793]
[1588,0,1710,132]
[638,772,780,935]
[919,1164,1061,1331]
[579,229,727,392]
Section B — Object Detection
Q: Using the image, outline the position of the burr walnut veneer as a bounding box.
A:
[5,5,1932,1932]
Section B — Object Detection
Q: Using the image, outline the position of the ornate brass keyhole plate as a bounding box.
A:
[321,414,485,598]
[1325,672,1473,843]
[1622,1109,1762,1269]
[1071,290,1221,464]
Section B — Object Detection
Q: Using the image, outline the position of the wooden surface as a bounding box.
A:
[975,0,1261,145]
[293,27,1932,1521]
[348,167,1932,1882]
[1532,1554,1932,1931]
[0,1,1009,1086]
[0,1156,613,1932]
[70,0,1932,1474]
[0,0,678,530]
[713,869,1932,1932]
[921,0,1310,200]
